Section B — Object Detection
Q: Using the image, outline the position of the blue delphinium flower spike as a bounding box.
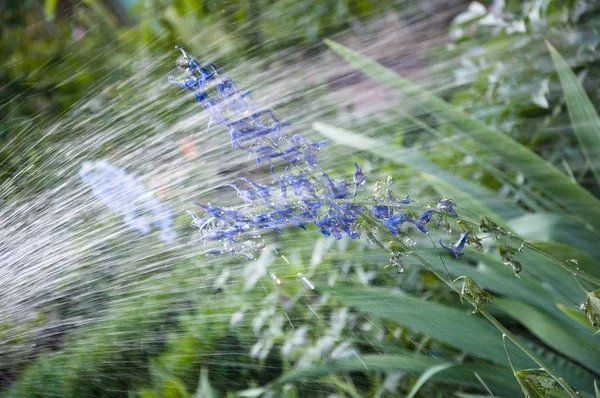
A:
[439,231,470,258]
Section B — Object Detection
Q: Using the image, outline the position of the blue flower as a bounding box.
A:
[227,184,256,204]
[187,210,208,228]
[271,167,316,199]
[382,215,405,235]
[405,215,428,233]
[419,210,437,224]
[372,205,392,219]
[281,142,302,167]
[352,162,367,196]
[192,201,224,218]
[293,135,328,168]
[322,171,350,199]
[239,178,273,201]
[439,232,470,258]
[437,197,457,216]
[251,145,277,166]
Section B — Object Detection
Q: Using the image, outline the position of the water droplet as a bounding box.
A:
[270,272,282,285]
[403,237,416,247]
[297,273,315,290]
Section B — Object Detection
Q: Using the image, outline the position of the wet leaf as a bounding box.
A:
[457,276,493,313]
[514,368,567,398]
[406,362,454,398]
[584,289,600,327]
[495,298,600,371]
[273,353,521,395]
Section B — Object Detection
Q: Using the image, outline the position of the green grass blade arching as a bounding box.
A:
[324,39,600,226]
[493,298,600,372]
[324,285,596,392]
[312,122,520,221]
[272,354,522,395]
[547,41,600,185]
[406,362,455,398]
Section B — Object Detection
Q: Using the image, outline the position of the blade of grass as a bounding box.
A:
[406,362,454,398]
[324,284,594,393]
[509,213,600,260]
[557,304,599,334]
[493,298,600,371]
[272,354,521,395]
[313,122,520,221]
[547,41,600,185]
[324,39,600,226]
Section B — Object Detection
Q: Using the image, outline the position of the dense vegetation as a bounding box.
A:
[1,1,600,397]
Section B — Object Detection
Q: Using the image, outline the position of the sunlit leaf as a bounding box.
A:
[514,368,567,398]
[44,0,58,20]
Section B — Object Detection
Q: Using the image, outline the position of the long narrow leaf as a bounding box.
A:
[272,354,521,395]
[313,122,520,221]
[324,285,595,391]
[324,39,600,226]
[494,298,600,372]
[548,41,600,184]
[406,362,454,398]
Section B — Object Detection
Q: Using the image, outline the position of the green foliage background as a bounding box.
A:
[2,1,600,397]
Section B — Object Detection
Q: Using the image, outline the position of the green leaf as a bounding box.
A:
[547,41,600,185]
[518,241,600,296]
[194,368,214,398]
[509,213,600,261]
[233,388,267,397]
[406,362,455,398]
[584,289,600,328]
[594,380,599,398]
[325,285,533,368]
[324,39,600,226]
[163,378,190,398]
[514,368,565,398]
[454,395,508,398]
[273,354,521,396]
[493,298,600,371]
[325,285,595,391]
[557,304,598,333]
[313,122,520,221]
[44,0,58,20]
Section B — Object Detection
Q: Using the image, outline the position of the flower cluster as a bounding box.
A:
[170,47,468,259]
[79,159,177,243]
[168,46,328,168]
